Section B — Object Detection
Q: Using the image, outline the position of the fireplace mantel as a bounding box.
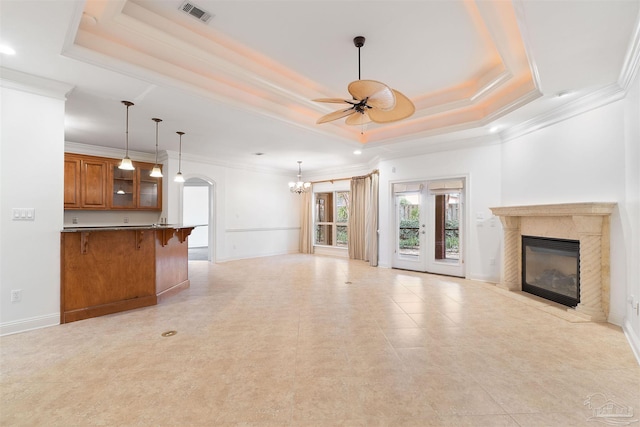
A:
[490,202,616,322]
[490,202,616,217]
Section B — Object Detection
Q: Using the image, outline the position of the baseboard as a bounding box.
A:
[216,249,299,263]
[623,319,640,365]
[157,280,190,303]
[0,313,60,336]
[62,295,157,324]
[467,274,499,283]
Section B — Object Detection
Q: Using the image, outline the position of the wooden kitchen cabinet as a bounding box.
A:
[137,164,161,209]
[64,153,108,209]
[110,160,136,209]
[108,160,162,210]
[64,156,81,208]
[64,153,162,211]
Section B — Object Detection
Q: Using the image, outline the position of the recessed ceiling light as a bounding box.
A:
[556,90,573,98]
[253,152,265,156]
[353,150,362,155]
[0,44,16,55]
[489,126,501,133]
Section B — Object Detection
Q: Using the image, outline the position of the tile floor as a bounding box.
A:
[1,254,639,426]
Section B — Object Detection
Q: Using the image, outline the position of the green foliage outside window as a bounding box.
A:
[445,218,459,253]
[399,219,419,249]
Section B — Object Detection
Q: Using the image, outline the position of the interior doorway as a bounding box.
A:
[183,178,214,261]
[392,178,465,277]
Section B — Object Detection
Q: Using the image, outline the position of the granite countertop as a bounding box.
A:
[62,224,196,232]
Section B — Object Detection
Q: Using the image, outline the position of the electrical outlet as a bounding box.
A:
[10,289,22,303]
[489,258,496,266]
[124,217,129,224]
[72,217,78,224]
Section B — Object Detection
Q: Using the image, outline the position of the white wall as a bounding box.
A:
[377,139,503,282]
[501,97,636,328]
[622,69,640,358]
[1,78,70,335]
[165,156,301,262]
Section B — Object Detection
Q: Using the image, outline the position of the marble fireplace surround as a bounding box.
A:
[490,203,616,322]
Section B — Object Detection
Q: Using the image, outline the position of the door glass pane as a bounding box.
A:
[435,192,460,261]
[397,194,420,256]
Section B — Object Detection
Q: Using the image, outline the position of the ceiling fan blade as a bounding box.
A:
[348,80,395,110]
[368,89,415,123]
[313,98,355,104]
[345,111,372,126]
[316,107,356,124]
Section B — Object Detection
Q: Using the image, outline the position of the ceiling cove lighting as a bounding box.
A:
[119,101,135,170]
[150,118,163,178]
[288,161,311,194]
[174,131,185,183]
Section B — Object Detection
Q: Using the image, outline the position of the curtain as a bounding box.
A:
[368,172,379,266]
[348,178,367,260]
[348,172,379,266]
[299,189,313,253]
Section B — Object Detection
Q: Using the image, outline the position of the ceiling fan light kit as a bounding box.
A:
[313,36,415,126]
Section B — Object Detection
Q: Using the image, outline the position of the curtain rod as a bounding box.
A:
[311,169,379,185]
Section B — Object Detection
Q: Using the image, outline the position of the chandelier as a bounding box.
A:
[288,161,311,194]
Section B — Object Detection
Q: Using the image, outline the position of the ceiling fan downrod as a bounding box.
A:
[354,36,365,81]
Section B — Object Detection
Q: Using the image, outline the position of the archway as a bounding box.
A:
[183,177,214,261]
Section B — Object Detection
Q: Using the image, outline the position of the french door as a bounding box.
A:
[392,179,465,277]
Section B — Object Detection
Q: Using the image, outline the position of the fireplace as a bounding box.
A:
[522,236,580,307]
[490,203,615,322]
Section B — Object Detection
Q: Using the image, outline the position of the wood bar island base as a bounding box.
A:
[61,225,194,323]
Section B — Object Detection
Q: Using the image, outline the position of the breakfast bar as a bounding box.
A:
[60,225,194,323]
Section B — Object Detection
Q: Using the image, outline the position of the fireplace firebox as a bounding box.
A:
[522,236,580,307]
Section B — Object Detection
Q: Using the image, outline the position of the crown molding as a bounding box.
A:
[0,67,74,100]
[65,141,156,163]
[501,83,626,143]
[619,10,640,91]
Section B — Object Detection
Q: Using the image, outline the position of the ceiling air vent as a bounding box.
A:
[180,1,213,23]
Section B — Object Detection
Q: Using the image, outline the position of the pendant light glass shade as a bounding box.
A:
[174,131,185,183]
[119,101,136,170]
[119,157,134,170]
[150,118,163,177]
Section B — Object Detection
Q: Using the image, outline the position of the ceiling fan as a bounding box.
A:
[313,36,415,126]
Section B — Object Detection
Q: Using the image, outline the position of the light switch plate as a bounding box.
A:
[12,208,35,221]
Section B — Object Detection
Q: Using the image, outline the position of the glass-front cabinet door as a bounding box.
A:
[111,162,136,209]
[138,165,161,209]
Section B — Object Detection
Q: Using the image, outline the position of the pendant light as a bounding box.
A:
[119,101,135,170]
[174,131,185,183]
[150,118,163,178]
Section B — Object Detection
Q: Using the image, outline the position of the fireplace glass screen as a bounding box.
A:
[522,236,580,307]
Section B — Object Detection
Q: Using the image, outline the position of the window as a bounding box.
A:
[314,191,349,248]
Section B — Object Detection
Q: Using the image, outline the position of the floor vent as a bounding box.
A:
[179,1,213,23]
